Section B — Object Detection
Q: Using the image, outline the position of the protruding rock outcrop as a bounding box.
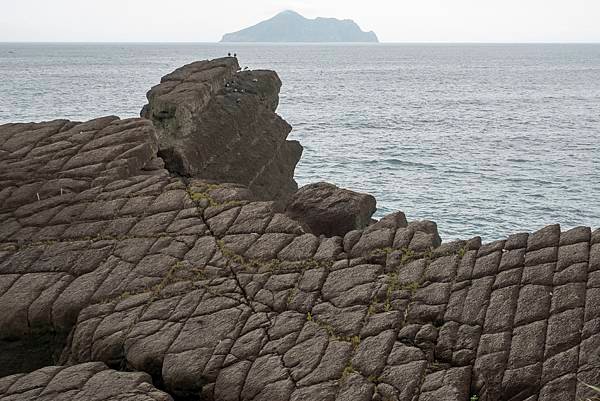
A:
[141,57,302,201]
[285,182,377,236]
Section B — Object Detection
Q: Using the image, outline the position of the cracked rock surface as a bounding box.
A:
[0,362,173,401]
[141,57,302,202]
[1,59,599,401]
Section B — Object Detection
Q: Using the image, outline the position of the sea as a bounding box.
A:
[1,43,599,241]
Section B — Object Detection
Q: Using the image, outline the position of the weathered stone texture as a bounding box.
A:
[141,57,302,201]
[1,73,598,400]
[0,362,173,400]
[285,182,378,237]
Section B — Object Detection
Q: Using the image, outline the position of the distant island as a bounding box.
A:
[220,10,378,43]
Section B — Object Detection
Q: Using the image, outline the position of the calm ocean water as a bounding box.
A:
[1,43,599,241]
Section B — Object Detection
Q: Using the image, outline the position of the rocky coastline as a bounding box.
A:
[0,57,598,401]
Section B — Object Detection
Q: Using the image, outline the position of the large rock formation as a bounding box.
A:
[141,57,302,202]
[0,59,599,401]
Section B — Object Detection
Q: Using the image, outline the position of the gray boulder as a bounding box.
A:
[284,182,377,236]
[141,57,302,201]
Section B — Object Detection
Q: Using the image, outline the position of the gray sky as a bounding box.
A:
[1,0,599,42]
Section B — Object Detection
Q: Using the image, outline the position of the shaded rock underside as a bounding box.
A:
[0,117,599,401]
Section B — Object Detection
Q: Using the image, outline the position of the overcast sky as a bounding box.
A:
[1,0,599,43]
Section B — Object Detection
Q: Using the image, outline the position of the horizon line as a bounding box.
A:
[1,41,600,45]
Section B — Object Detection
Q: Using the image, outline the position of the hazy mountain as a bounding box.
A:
[221,10,378,43]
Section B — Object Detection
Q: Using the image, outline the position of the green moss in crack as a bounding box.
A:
[387,273,399,291]
[370,247,394,259]
[400,248,415,265]
[267,259,283,271]
[300,258,333,270]
[350,335,361,350]
[187,189,217,206]
[367,302,377,317]
[286,288,297,305]
[322,323,336,338]
[383,273,400,311]
[402,281,421,295]
[341,362,355,381]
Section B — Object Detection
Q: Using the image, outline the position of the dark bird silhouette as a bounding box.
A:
[228,52,231,57]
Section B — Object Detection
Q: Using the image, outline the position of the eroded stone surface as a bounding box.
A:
[285,182,377,236]
[141,57,302,201]
[0,362,172,400]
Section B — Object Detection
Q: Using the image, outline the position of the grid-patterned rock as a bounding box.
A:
[1,115,599,400]
[0,362,172,401]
